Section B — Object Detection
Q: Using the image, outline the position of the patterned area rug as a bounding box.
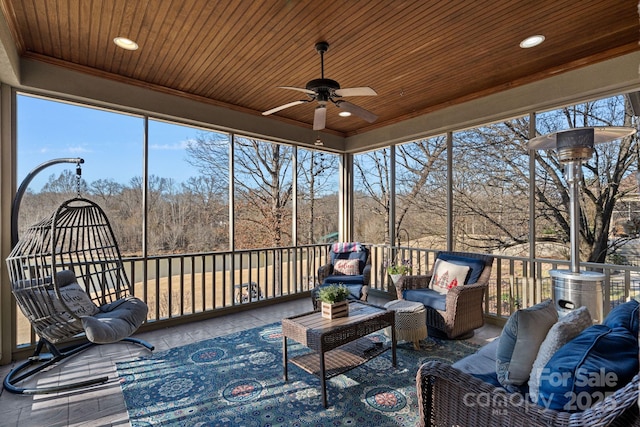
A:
[117,323,480,426]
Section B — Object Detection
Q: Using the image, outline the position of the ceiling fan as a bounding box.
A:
[262,41,378,131]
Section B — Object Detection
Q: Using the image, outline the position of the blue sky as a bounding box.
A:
[17,94,345,197]
[17,94,208,191]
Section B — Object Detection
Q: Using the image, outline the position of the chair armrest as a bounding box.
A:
[317,263,334,285]
[417,361,640,427]
[395,274,431,300]
[440,283,487,335]
[360,285,369,302]
[445,282,486,302]
[400,274,431,291]
[362,264,372,285]
[395,274,431,299]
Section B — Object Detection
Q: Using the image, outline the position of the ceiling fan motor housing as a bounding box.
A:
[306,78,340,92]
[306,78,340,103]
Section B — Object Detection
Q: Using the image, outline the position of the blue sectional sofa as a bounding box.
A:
[417,299,639,426]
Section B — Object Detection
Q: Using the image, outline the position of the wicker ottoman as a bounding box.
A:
[384,299,427,350]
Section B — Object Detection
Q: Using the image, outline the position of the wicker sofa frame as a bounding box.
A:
[417,360,639,426]
[400,251,494,339]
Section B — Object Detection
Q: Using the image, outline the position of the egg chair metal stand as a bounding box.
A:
[4,158,153,394]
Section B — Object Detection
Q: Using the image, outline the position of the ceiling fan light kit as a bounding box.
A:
[262,41,378,131]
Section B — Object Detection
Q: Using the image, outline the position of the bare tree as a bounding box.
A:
[453,118,532,251]
[354,149,391,243]
[297,150,338,244]
[354,137,448,245]
[232,137,293,249]
[185,133,293,249]
[396,136,448,244]
[455,96,638,262]
[41,169,87,195]
[181,175,229,250]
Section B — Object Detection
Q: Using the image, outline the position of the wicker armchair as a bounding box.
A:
[417,361,640,427]
[400,251,494,339]
[311,242,371,309]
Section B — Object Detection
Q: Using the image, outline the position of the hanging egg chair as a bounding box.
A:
[4,158,153,394]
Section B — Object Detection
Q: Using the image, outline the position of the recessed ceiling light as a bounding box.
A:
[520,35,545,49]
[114,37,139,51]
[338,111,351,117]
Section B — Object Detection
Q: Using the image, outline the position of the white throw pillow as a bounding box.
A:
[333,259,360,276]
[50,282,100,320]
[429,258,470,296]
[528,306,592,402]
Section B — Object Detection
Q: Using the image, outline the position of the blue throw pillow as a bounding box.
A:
[437,253,485,284]
[536,324,639,412]
[602,299,639,336]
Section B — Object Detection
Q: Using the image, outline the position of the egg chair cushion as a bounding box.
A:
[82,296,148,344]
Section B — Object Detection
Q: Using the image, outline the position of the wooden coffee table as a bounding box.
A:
[282,301,396,407]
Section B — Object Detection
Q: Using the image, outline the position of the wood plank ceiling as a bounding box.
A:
[1,0,638,136]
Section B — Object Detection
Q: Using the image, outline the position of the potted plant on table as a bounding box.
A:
[317,284,350,319]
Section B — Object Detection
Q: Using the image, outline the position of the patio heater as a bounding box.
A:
[528,126,636,323]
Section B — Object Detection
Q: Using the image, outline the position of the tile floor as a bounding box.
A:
[0,295,502,427]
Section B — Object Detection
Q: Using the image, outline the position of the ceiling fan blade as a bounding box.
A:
[313,106,327,130]
[336,100,378,123]
[278,86,316,95]
[334,87,377,97]
[262,100,307,116]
